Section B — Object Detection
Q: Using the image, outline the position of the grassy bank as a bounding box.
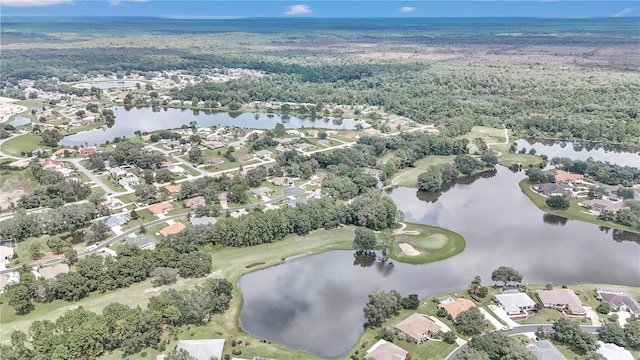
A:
[519,179,639,234]
[1,134,43,157]
[389,222,466,264]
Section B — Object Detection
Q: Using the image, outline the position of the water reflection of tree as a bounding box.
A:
[353,251,395,276]
[542,213,568,226]
[600,227,640,245]
[416,169,497,204]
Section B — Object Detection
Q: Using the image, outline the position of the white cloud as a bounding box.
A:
[285,4,311,16]
[0,0,72,6]
[109,0,120,5]
[613,7,635,17]
[399,6,415,13]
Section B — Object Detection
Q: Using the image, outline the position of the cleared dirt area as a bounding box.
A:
[0,173,31,210]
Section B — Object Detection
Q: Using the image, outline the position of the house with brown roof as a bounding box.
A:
[438,297,476,321]
[206,157,224,166]
[580,199,628,214]
[183,196,206,208]
[365,339,408,360]
[54,148,75,156]
[237,154,255,162]
[40,159,63,169]
[272,177,293,186]
[148,202,173,215]
[364,128,382,136]
[38,264,70,280]
[555,170,584,184]
[159,222,186,237]
[165,184,182,195]
[394,313,442,344]
[536,289,586,315]
[80,147,97,155]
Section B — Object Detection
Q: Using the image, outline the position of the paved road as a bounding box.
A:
[65,158,118,195]
[0,187,306,274]
[445,324,600,360]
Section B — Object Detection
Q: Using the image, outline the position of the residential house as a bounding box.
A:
[238,154,255,162]
[218,191,228,203]
[288,197,308,208]
[205,140,225,149]
[533,183,567,197]
[80,147,97,155]
[230,209,248,218]
[148,202,173,215]
[597,341,634,360]
[310,173,326,185]
[272,177,293,186]
[555,170,584,184]
[345,133,359,139]
[229,141,245,150]
[165,184,182,195]
[527,340,567,360]
[0,246,15,262]
[184,196,206,208]
[251,187,273,198]
[118,173,140,187]
[286,129,300,136]
[174,339,225,360]
[318,139,329,146]
[580,199,628,214]
[364,128,382,136]
[0,272,20,293]
[536,289,586,315]
[159,222,186,237]
[8,159,30,168]
[275,138,292,144]
[495,293,537,316]
[190,215,217,226]
[438,297,476,321]
[102,198,124,209]
[38,264,70,280]
[595,288,640,314]
[274,144,287,152]
[307,129,319,137]
[255,149,272,158]
[394,313,442,344]
[40,159,63,170]
[293,143,312,151]
[126,235,156,250]
[109,166,127,177]
[54,148,75,157]
[206,157,224,166]
[365,339,408,360]
[168,165,188,176]
[102,214,130,228]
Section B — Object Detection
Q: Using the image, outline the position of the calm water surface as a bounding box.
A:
[76,81,139,89]
[60,107,366,146]
[239,147,640,358]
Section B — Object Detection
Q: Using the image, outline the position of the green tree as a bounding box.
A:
[491,266,523,286]
[353,227,377,251]
[63,247,78,264]
[417,166,443,192]
[454,154,479,175]
[166,349,198,360]
[400,294,420,310]
[363,290,402,327]
[150,267,178,287]
[455,307,489,336]
[30,242,43,260]
[188,146,204,164]
[47,237,66,253]
[596,302,612,314]
[5,284,33,315]
[439,163,460,183]
[617,187,636,200]
[624,316,640,348]
[598,322,625,346]
[551,318,598,354]
[546,195,570,210]
[274,123,286,137]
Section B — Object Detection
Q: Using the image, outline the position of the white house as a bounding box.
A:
[495,293,537,316]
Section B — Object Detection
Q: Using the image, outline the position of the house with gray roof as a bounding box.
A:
[125,235,156,250]
[190,215,217,226]
[117,173,140,187]
[251,187,273,198]
[102,214,130,228]
[255,149,272,158]
[533,183,567,197]
[527,340,566,360]
[288,197,309,208]
[175,339,225,360]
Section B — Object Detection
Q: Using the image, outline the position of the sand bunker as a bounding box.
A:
[399,243,421,256]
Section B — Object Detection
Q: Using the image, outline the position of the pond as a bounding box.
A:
[516,139,640,167]
[238,145,640,358]
[75,81,140,89]
[9,116,30,128]
[60,107,368,147]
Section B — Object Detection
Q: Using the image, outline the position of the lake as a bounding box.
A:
[9,116,30,129]
[238,144,640,358]
[76,81,139,89]
[516,139,640,168]
[60,107,368,147]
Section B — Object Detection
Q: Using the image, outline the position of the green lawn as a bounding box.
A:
[391,155,457,187]
[388,222,466,264]
[519,179,639,233]
[458,126,544,168]
[1,134,43,157]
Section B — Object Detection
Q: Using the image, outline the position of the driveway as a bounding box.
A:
[584,306,602,326]
[479,307,505,331]
[488,304,520,329]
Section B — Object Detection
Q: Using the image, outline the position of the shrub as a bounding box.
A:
[596,302,612,314]
[443,331,457,344]
[232,349,242,356]
[140,352,147,357]
[231,339,237,347]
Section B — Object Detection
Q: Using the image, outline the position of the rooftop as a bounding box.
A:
[148,202,173,215]
[365,339,408,360]
[438,297,476,320]
[160,222,186,237]
[527,340,567,360]
[495,293,536,313]
[175,339,225,360]
[39,263,70,280]
[536,289,585,314]
[394,313,441,342]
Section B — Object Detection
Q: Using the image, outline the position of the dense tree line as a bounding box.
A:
[550,157,640,186]
[0,278,233,359]
[0,203,103,242]
[86,142,165,171]
[417,154,496,192]
[16,164,91,209]
[165,192,398,251]
[3,245,212,315]
[598,199,640,230]
[362,290,420,327]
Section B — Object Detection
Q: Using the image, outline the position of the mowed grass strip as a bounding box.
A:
[389,222,466,264]
[1,134,43,157]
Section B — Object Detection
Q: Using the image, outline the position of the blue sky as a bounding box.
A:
[0,1,638,18]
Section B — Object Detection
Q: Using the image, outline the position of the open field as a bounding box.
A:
[1,134,43,157]
[389,222,466,264]
[391,156,457,187]
[519,179,639,233]
[460,126,544,168]
[0,169,39,210]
